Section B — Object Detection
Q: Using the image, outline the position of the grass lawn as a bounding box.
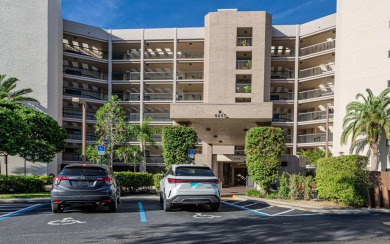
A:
[0,192,50,199]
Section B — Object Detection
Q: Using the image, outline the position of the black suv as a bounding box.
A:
[50,164,120,213]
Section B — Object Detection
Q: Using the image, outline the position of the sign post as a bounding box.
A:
[97,146,105,165]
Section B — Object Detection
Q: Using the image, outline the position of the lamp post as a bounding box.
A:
[72,97,87,164]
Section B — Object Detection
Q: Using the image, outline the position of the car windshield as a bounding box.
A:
[59,167,107,176]
[175,167,215,177]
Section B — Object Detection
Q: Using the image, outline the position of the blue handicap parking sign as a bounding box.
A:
[97,146,105,156]
[188,149,195,158]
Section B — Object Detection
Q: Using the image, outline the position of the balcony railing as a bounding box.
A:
[63,108,96,120]
[297,133,333,143]
[285,135,293,143]
[298,111,334,122]
[176,92,203,101]
[271,48,295,57]
[63,43,106,59]
[176,71,203,80]
[112,92,140,101]
[144,93,173,101]
[298,88,334,100]
[300,39,336,56]
[62,153,82,162]
[177,50,204,59]
[270,92,294,100]
[67,133,97,141]
[236,60,252,70]
[144,72,173,80]
[299,63,334,78]
[236,83,251,93]
[237,37,252,46]
[112,72,141,81]
[63,87,108,101]
[112,51,140,60]
[144,50,174,59]
[272,113,293,122]
[128,113,140,122]
[151,134,162,142]
[63,66,108,80]
[271,70,295,79]
[144,113,170,121]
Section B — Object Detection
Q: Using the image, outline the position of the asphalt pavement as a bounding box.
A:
[1,195,390,243]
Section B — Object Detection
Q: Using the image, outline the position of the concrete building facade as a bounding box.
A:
[0,0,389,182]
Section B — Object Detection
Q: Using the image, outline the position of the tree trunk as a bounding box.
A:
[370,140,379,171]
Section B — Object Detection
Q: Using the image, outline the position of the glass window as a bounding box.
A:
[60,167,107,176]
[175,167,215,177]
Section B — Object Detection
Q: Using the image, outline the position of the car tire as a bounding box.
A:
[210,202,220,211]
[52,203,63,213]
[159,192,163,204]
[163,193,171,212]
[109,199,118,212]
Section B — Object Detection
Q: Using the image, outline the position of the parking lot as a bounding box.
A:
[1,196,390,243]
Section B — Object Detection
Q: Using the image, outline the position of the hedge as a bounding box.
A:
[316,155,369,207]
[153,174,162,193]
[114,172,154,193]
[0,175,45,194]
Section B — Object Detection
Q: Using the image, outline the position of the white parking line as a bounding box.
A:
[241,202,261,208]
[255,206,273,211]
[230,200,247,205]
[271,209,294,216]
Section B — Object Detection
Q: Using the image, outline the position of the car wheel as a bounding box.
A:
[108,199,118,212]
[52,203,63,213]
[210,202,220,211]
[159,192,163,204]
[163,193,171,212]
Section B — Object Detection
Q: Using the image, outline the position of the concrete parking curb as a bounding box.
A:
[233,195,390,215]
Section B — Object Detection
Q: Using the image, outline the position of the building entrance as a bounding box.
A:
[221,161,247,187]
[234,168,247,185]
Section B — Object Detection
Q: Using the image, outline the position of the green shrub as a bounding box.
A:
[0,175,44,194]
[265,192,278,199]
[278,172,289,199]
[289,174,299,200]
[153,174,162,193]
[245,189,265,198]
[245,127,285,193]
[316,155,369,207]
[114,172,153,193]
[37,176,53,185]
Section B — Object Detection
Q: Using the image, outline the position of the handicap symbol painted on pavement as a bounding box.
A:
[193,213,221,219]
[48,217,86,225]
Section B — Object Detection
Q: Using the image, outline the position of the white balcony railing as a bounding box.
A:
[144,50,174,59]
[271,70,295,79]
[236,60,252,70]
[237,37,252,46]
[63,66,108,80]
[272,113,293,122]
[300,39,336,56]
[63,43,106,59]
[236,83,252,93]
[112,72,141,81]
[176,71,203,80]
[176,92,203,101]
[177,50,204,59]
[298,111,334,122]
[270,92,294,100]
[298,88,334,100]
[297,133,333,143]
[144,72,173,80]
[112,51,141,60]
[145,113,170,121]
[299,63,335,78]
[144,93,173,101]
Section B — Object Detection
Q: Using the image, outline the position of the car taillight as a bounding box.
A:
[167,178,220,183]
[54,176,69,185]
[97,177,113,185]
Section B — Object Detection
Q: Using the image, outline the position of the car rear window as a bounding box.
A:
[175,167,215,177]
[60,167,107,176]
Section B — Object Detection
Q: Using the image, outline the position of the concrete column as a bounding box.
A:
[293,25,300,155]
[173,28,177,103]
[108,29,112,97]
[140,29,145,124]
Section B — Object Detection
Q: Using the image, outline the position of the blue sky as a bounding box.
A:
[62,0,336,29]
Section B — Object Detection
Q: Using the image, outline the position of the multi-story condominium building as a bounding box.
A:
[1,0,389,185]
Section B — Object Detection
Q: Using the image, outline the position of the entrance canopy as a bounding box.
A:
[170,103,273,145]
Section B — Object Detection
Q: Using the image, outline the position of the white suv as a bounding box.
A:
[160,164,221,211]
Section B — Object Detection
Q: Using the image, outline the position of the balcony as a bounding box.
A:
[144,93,173,101]
[144,72,173,80]
[285,135,293,143]
[300,39,336,57]
[176,71,203,80]
[144,50,174,59]
[298,88,334,100]
[62,153,82,162]
[151,134,162,142]
[128,113,140,122]
[299,63,334,79]
[177,50,204,59]
[112,51,140,60]
[272,113,293,122]
[112,72,141,81]
[63,66,108,80]
[63,108,96,120]
[297,133,333,143]
[270,92,294,100]
[271,70,295,79]
[237,37,252,47]
[236,84,251,93]
[67,132,97,142]
[63,43,106,59]
[63,87,108,101]
[176,92,203,101]
[236,60,252,70]
[298,111,334,122]
[144,113,171,121]
[113,92,140,101]
[271,48,295,58]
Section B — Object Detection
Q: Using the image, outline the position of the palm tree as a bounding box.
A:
[341,88,390,171]
[129,117,158,172]
[0,74,40,104]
